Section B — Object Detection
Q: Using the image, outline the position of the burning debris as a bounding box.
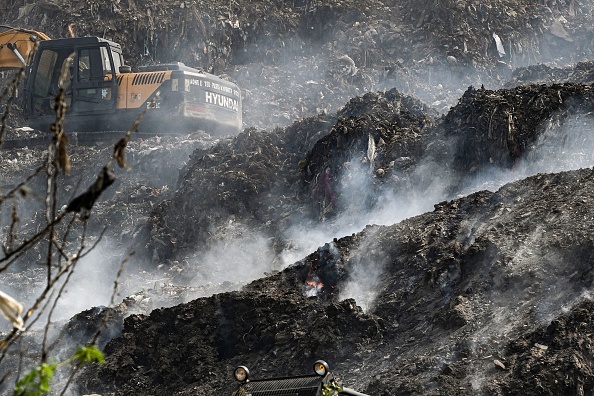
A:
[3,0,594,395]
[302,242,343,298]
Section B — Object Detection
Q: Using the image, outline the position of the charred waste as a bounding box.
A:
[1,0,594,395]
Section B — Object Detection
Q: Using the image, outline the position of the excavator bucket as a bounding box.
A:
[0,25,50,70]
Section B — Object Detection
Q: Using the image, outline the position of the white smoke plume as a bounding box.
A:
[338,227,387,312]
[182,222,276,302]
[49,240,128,323]
[0,237,128,334]
[459,111,594,196]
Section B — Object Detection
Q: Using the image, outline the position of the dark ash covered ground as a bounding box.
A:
[1,1,594,395]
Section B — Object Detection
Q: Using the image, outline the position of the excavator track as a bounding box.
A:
[1,131,184,149]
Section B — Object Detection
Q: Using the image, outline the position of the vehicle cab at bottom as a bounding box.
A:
[231,360,369,396]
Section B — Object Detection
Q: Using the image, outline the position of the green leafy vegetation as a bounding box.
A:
[13,345,104,396]
[321,379,343,396]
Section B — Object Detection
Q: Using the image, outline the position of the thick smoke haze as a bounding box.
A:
[3,95,592,334]
[277,110,594,311]
[458,112,594,196]
[0,238,127,333]
[50,240,126,322]
[338,227,388,312]
[182,224,277,303]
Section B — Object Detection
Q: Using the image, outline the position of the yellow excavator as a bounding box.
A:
[0,25,242,135]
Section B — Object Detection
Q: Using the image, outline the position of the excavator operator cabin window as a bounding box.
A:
[33,49,58,98]
[77,48,103,82]
[31,48,59,115]
[74,46,115,109]
[100,46,119,76]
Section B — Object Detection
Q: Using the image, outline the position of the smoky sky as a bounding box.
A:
[4,0,594,345]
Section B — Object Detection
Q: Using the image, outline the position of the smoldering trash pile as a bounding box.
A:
[148,88,436,262]
[4,0,594,130]
[2,0,594,395]
[80,167,594,396]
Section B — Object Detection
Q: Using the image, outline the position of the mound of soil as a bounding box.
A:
[78,168,594,395]
[3,1,594,395]
[439,82,594,177]
[507,60,594,87]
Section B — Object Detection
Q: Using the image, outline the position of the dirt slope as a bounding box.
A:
[3,0,594,129]
[77,168,594,395]
[144,81,594,266]
[2,1,594,395]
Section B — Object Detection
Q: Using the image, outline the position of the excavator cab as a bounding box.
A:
[24,37,120,130]
[3,26,243,135]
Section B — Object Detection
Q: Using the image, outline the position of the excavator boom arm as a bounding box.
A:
[0,25,50,70]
